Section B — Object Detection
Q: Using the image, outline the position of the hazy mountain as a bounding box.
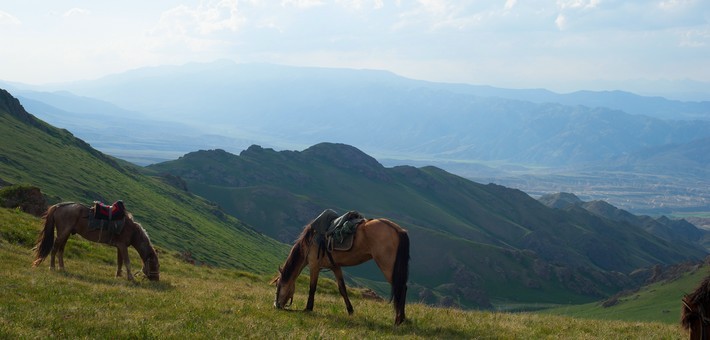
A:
[539,193,707,245]
[49,61,710,167]
[15,90,265,165]
[439,85,710,120]
[607,137,710,177]
[148,143,707,309]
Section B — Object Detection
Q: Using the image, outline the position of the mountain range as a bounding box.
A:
[7,61,710,167]
[4,61,709,215]
[2,86,708,310]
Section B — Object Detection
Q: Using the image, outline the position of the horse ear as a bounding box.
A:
[269,267,284,285]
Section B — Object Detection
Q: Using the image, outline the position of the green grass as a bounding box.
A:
[542,267,709,325]
[0,208,688,338]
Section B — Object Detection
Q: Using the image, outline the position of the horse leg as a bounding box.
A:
[332,266,354,315]
[117,244,133,281]
[53,228,72,271]
[305,265,320,312]
[50,247,57,271]
[116,248,124,278]
[372,240,408,325]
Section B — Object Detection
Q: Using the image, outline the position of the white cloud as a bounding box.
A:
[418,0,450,16]
[555,13,568,30]
[336,0,385,11]
[659,0,697,10]
[1,0,709,94]
[281,0,325,8]
[0,10,21,26]
[197,0,244,34]
[679,27,709,47]
[63,8,91,18]
[154,0,246,37]
[557,0,600,10]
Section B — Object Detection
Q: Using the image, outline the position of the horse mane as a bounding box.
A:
[278,223,315,283]
[126,215,155,255]
[682,275,710,329]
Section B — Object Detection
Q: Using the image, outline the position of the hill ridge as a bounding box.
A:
[149,145,708,309]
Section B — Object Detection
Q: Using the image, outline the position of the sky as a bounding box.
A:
[1,0,709,98]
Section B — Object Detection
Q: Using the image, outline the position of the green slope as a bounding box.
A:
[543,265,709,324]
[0,88,286,273]
[0,207,685,339]
[148,143,706,308]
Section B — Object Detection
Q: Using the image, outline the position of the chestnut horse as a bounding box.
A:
[32,202,160,281]
[682,275,710,339]
[272,218,410,325]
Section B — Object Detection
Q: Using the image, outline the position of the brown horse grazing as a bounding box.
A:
[682,275,710,339]
[272,218,410,325]
[32,202,160,281]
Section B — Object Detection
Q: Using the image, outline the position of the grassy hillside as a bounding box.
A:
[0,88,286,273]
[544,265,709,324]
[0,207,686,338]
[148,143,706,309]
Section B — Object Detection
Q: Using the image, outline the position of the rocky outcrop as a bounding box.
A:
[0,184,47,216]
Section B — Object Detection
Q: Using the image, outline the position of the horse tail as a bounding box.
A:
[32,204,57,267]
[392,229,409,324]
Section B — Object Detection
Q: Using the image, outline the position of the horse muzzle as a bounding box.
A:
[274,297,293,309]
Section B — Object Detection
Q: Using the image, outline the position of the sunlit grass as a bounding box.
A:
[0,208,687,339]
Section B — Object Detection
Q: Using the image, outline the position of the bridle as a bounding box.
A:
[274,275,293,308]
[133,256,159,281]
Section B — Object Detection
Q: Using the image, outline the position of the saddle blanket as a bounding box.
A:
[88,217,125,235]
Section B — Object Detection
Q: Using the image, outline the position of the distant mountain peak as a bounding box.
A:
[302,143,389,181]
[241,144,276,156]
[0,88,32,122]
[303,143,376,163]
[0,88,67,138]
[538,192,583,209]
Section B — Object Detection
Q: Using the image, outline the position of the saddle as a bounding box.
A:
[311,209,365,253]
[88,200,126,235]
[92,200,126,220]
